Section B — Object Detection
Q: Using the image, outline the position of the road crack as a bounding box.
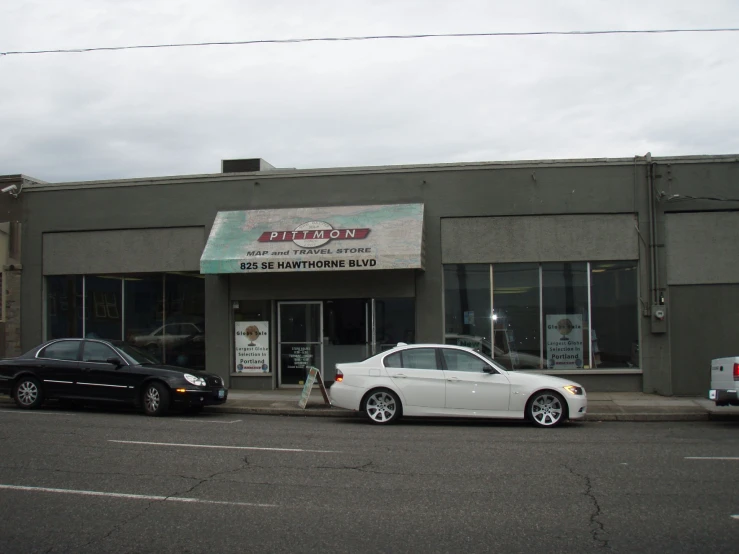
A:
[564,464,611,549]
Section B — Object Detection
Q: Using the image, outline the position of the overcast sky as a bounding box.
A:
[1,0,738,182]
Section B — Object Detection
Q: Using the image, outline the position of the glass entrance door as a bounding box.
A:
[278,302,323,387]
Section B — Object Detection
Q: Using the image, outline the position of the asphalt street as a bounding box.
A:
[0,405,737,553]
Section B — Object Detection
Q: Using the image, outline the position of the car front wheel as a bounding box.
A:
[14,377,44,409]
[363,389,401,424]
[142,382,170,416]
[527,391,567,427]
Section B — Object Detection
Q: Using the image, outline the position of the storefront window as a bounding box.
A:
[45,273,205,370]
[542,263,590,369]
[125,275,164,362]
[492,263,542,369]
[164,273,206,370]
[443,261,639,371]
[591,262,639,368]
[444,264,491,349]
[84,276,123,340]
[46,276,83,339]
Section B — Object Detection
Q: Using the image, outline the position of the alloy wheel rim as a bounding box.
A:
[366,392,396,422]
[531,394,563,426]
[17,381,38,406]
[145,387,160,412]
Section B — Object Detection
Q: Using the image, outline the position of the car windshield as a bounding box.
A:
[114,342,160,365]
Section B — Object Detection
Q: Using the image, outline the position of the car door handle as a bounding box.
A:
[81,367,93,372]
[394,374,407,378]
[446,377,460,382]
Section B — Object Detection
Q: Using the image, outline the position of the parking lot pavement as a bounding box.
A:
[0,407,737,553]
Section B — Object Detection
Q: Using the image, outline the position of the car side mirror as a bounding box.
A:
[483,366,495,373]
[106,357,122,368]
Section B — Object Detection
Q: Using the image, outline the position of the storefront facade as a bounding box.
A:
[2,154,738,394]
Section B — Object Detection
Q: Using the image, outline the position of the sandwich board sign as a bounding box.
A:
[298,367,331,409]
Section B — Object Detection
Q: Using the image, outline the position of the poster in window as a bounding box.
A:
[546,314,584,369]
[235,321,270,373]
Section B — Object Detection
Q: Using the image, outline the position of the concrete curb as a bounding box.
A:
[1,398,737,422]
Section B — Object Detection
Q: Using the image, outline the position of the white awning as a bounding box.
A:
[200,203,424,274]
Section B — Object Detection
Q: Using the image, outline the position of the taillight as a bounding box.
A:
[335,369,344,382]
[734,363,739,381]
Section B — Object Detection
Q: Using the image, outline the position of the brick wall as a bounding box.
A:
[3,269,21,357]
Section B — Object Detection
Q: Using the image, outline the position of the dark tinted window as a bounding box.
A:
[82,342,119,363]
[384,352,402,368]
[401,348,439,370]
[442,349,492,373]
[40,341,81,361]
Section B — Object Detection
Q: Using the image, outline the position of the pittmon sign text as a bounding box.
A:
[200,204,424,274]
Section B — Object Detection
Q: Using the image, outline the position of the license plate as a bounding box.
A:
[218,389,225,399]
[709,390,717,400]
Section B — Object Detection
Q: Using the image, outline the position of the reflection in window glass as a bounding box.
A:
[125,275,165,363]
[46,276,83,339]
[442,349,490,372]
[492,263,542,370]
[82,341,118,363]
[40,340,81,361]
[444,264,491,350]
[401,348,439,370]
[591,262,639,368]
[85,276,123,340]
[164,273,206,370]
[384,352,402,368]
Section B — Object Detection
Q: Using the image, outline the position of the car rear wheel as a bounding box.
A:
[142,382,170,416]
[14,377,44,409]
[527,391,566,428]
[363,389,401,424]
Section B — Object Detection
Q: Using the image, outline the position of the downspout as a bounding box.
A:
[645,152,658,308]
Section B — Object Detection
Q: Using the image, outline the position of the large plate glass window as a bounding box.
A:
[46,276,83,339]
[492,263,542,369]
[85,276,123,340]
[444,264,492,353]
[590,261,639,368]
[542,262,590,370]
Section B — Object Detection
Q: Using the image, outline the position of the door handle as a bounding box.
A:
[394,374,407,378]
[81,367,93,372]
[446,377,460,382]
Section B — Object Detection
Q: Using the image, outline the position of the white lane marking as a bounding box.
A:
[0,410,75,416]
[732,515,739,520]
[109,440,339,453]
[684,457,739,461]
[171,419,242,424]
[0,484,276,508]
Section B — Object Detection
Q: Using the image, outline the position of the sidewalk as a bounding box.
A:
[1,389,737,421]
[202,389,739,422]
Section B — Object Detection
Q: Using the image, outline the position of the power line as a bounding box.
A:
[2,28,739,57]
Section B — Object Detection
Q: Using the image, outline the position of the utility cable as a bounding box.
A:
[2,28,739,57]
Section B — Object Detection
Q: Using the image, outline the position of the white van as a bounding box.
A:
[708,357,739,406]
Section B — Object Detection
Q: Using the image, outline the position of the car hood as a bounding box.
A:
[137,364,222,380]
[505,370,584,390]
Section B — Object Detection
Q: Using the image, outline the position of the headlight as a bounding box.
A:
[563,385,584,395]
[184,373,206,387]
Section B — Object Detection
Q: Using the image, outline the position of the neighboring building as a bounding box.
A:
[0,154,737,395]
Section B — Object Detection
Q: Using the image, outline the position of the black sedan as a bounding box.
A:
[0,338,228,416]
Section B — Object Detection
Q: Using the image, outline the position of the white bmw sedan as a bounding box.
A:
[330,343,587,427]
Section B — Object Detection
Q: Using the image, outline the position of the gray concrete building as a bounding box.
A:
[1,153,737,396]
